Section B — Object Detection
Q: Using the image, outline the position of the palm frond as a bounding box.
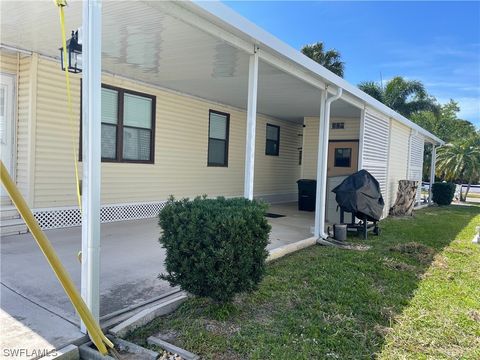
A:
[358,81,384,103]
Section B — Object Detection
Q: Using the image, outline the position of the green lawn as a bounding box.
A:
[127,205,480,359]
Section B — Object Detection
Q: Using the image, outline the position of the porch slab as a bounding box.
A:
[1,218,174,325]
[267,202,314,249]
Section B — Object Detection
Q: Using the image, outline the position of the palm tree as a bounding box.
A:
[436,135,480,201]
[301,42,345,77]
[358,77,439,118]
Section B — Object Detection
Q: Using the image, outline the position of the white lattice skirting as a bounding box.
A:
[33,201,167,230]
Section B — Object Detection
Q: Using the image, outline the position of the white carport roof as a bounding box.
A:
[1,0,442,144]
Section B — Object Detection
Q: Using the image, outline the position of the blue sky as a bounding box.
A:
[224,1,480,127]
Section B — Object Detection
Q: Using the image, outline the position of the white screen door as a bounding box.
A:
[0,73,16,197]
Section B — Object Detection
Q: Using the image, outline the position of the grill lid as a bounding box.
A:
[332,169,385,221]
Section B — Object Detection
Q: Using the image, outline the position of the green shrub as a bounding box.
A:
[431,182,456,205]
[158,196,271,303]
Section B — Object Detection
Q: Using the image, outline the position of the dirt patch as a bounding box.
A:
[115,349,149,360]
[211,349,245,360]
[154,330,180,343]
[389,242,434,264]
[374,324,392,337]
[468,310,480,322]
[204,319,241,336]
[374,283,386,295]
[322,313,357,326]
[432,254,449,268]
[251,308,274,326]
[380,306,396,321]
[342,244,371,251]
[420,254,449,280]
[383,257,417,272]
[447,248,474,256]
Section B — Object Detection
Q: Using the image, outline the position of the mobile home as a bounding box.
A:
[0,1,443,237]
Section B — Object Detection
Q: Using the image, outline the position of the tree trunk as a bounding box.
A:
[464,182,471,200]
[389,180,418,216]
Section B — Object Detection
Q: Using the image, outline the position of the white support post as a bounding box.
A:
[81,0,102,332]
[314,87,343,239]
[313,90,327,238]
[429,145,436,204]
[244,50,259,200]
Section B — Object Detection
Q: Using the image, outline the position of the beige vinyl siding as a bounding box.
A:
[301,116,360,179]
[253,119,302,196]
[16,55,34,203]
[34,57,81,207]
[387,120,410,210]
[31,56,302,208]
[0,50,33,202]
[0,51,18,74]
[329,117,360,140]
[301,117,319,179]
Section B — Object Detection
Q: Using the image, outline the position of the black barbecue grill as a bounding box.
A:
[332,170,385,239]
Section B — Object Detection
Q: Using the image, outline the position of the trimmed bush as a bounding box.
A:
[158,196,271,303]
[431,182,455,205]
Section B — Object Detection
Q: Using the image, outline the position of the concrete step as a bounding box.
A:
[1,196,12,206]
[1,205,19,221]
[0,218,28,236]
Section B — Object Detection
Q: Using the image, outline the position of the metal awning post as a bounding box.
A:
[244,49,259,200]
[81,0,102,332]
[314,87,342,239]
[314,89,327,238]
[429,145,437,205]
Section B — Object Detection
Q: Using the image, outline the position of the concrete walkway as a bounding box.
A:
[0,202,314,357]
[1,218,172,358]
[0,284,84,359]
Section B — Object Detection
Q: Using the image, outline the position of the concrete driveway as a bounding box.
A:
[0,202,314,356]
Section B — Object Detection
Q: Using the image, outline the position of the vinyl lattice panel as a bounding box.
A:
[33,201,167,230]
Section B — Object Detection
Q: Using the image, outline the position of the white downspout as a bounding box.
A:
[314,86,343,239]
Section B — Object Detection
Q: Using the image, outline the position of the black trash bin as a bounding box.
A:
[297,179,317,211]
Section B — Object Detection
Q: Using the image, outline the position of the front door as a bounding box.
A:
[327,140,359,177]
[0,73,16,196]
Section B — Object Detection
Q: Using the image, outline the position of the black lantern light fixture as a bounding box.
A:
[59,30,82,73]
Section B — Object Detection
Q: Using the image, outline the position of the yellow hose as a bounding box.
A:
[56,0,82,212]
[0,161,113,354]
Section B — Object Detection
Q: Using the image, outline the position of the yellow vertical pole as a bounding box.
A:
[0,161,113,354]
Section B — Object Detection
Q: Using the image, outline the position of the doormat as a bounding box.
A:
[265,213,286,218]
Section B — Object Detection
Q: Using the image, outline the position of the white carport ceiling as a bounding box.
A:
[1,0,361,122]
